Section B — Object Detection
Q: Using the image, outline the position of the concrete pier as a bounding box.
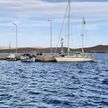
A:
[0,53,57,62]
[36,55,56,62]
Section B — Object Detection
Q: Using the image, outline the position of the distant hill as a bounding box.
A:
[72,45,108,53]
[0,45,108,53]
[85,45,108,53]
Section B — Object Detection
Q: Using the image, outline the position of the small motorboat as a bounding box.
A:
[20,54,36,62]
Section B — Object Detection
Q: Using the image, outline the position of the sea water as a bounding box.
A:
[0,53,108,108]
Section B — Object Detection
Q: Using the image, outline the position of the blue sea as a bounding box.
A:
[0,53,108,108]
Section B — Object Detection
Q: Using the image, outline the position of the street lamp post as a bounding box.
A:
[13,23,18,56]
[48,19,52,55]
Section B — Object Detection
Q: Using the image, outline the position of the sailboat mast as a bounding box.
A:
[48,19,53,55]
[81,17,85,53]
[9,42,11,55]
[61,37,64,54]
[67,0,70,56]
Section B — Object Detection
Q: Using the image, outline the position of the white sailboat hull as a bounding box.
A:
[55,56,94,62]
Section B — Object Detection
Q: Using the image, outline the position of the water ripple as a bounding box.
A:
[0,53,108,108]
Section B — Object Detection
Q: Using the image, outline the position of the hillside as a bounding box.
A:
[73,45,108,53]
[0,45,108,53]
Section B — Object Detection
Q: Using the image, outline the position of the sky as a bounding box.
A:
[0,0,108,48]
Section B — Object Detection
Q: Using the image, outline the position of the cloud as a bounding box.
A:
[0,0,108,27]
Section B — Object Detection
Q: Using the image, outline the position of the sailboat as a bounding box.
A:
[55,0,94,62]
[6,42,17,61]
